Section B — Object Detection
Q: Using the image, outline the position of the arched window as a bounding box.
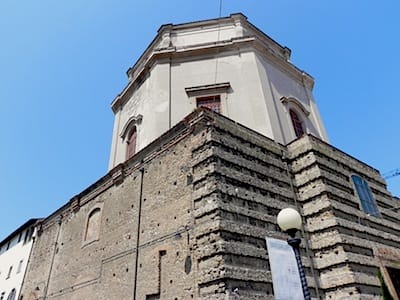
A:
[120,114,142,161]
[7,289,16,300]
[84,208,101,242]
[351,175,380,217]
[289,109,305,138]
[126,127,137,159]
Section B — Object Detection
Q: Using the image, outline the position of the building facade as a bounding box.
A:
[0,219,39,300]
[108,13,328,169]
[20,15,400,300]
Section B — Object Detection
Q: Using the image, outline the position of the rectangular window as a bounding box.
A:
[23,227,34,244]
[351,175,380,217]
[126,128,137,160]
[23,229,29,244]
[17,260,23,274]
[196,95,221,113]
[6,266,12,279]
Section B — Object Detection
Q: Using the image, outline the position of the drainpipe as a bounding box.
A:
[133,167,145,300]
[282,151,322,299]
[43,217,62,300]
[168,58,172,129]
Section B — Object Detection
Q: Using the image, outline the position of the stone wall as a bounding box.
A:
[21,109,400,299]
[191,113,321,299]
[288,135,400,299]
[21,112,203,300]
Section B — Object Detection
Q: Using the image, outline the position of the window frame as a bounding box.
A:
[196,95,221,113]
[280,96,310,140]
[374,247,400,299]
[185,82,230,115]
[289,109,305,138]
[126,126,137,160]
[6,266,12,279]
[120,114,142,161]
[6,289,16,300]
[16,260,23,274]
[351,174,380,217]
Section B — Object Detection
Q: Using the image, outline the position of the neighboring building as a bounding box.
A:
[0,219,40,300]
[20,14,400,300]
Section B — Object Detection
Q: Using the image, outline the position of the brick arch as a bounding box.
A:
[83,205,103,244]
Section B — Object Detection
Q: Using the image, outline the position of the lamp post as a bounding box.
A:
[277,208,311,300]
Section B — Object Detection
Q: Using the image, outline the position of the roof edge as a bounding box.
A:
[0,218,43,248]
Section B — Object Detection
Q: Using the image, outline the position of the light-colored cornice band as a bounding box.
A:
[185,82,231,97]
[111,36,313,112]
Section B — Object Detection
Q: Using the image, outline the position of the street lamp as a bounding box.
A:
[277,208,311,300]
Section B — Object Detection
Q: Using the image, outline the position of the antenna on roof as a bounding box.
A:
[214,0,223,84]
[383,168,400,180]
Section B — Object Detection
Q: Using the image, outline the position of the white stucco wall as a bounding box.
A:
[108,14,329,169]
[170,24,241,48]
[0,227,35,299]
[255,53,328,144]
[169,51,272,138]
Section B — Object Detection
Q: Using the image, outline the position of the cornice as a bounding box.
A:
[185,82,231,97]
[111,35,313,112]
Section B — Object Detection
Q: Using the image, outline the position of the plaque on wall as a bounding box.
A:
[266,237,304,300]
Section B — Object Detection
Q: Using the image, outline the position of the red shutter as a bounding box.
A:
[196,95,221,113]
[127,127,137,159]
[290,109,305,138]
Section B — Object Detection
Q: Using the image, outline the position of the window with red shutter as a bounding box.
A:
[289,109,305,138]
[126,127,137,159]
[196,95,221,113]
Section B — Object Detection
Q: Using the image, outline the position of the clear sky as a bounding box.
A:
[1,1,399,241]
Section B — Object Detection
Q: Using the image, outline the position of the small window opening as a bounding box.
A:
[196,95,221,113]
[6,289,16,300]
[17,260,23,274]
[23,226,34,244]
[6,266,12,279]
[289,109,305,138]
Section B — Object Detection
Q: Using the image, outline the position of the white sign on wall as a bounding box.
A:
[266,237,304,300]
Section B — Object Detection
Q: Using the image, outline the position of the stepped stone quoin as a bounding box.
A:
[17,13,400,300]
[20,109,400,299]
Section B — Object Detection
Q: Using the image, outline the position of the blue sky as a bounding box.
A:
[0,1,399,241]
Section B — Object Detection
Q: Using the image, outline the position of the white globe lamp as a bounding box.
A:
[276,207,302,233]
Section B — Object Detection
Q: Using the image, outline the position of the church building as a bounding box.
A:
[20,14,400,300]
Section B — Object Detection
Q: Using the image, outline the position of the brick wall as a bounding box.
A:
[21,109,400,299]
